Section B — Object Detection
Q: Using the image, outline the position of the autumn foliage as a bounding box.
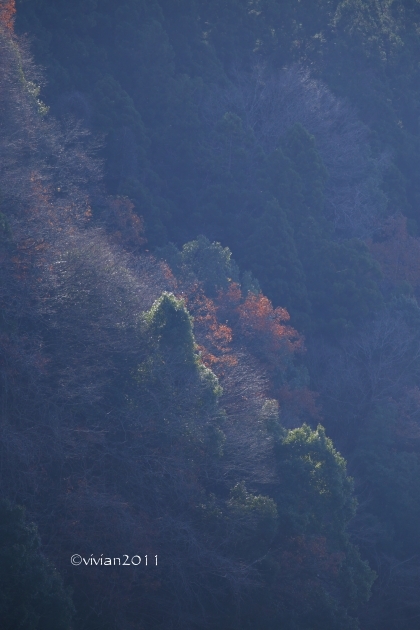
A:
[0,0,15,31]
[237,292,303,355]
[0,15,378,630]
[184,284,236,370]
[177,278,321,424]
[184,281,303,377]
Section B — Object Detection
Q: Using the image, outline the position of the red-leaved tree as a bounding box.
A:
[0,0,15,31]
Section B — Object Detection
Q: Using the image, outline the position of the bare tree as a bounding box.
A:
[204,64,388,237]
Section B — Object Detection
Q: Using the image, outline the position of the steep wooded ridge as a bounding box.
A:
[0,1,420,629]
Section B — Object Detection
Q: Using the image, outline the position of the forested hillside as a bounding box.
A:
[1,0,420,628]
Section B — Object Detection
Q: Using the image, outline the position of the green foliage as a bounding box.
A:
[227,422,376,630]
[0,500,74,630]
[15,0,392,337]
[144,291,197,364]
[276,424,357,537]
[11,1,420,626]
[182,235,240,292]
[138,292,222,440]
[159,235,240,295]
[227,482,278,558]
[240,269,261,295]
[272,424,376,625]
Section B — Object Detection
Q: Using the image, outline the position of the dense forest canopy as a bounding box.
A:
[1,0,420,628]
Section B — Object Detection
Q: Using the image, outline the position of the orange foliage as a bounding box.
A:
[234,294,304,381]
[184,284,237,370]
[0,0,16,31]
[368,215,420,290]
[215,285,303,363]
[181,280,316,423]
[184,282,306,387]
[237,293,303,354]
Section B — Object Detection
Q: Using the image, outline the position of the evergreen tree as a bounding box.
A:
[0,500,74,630]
